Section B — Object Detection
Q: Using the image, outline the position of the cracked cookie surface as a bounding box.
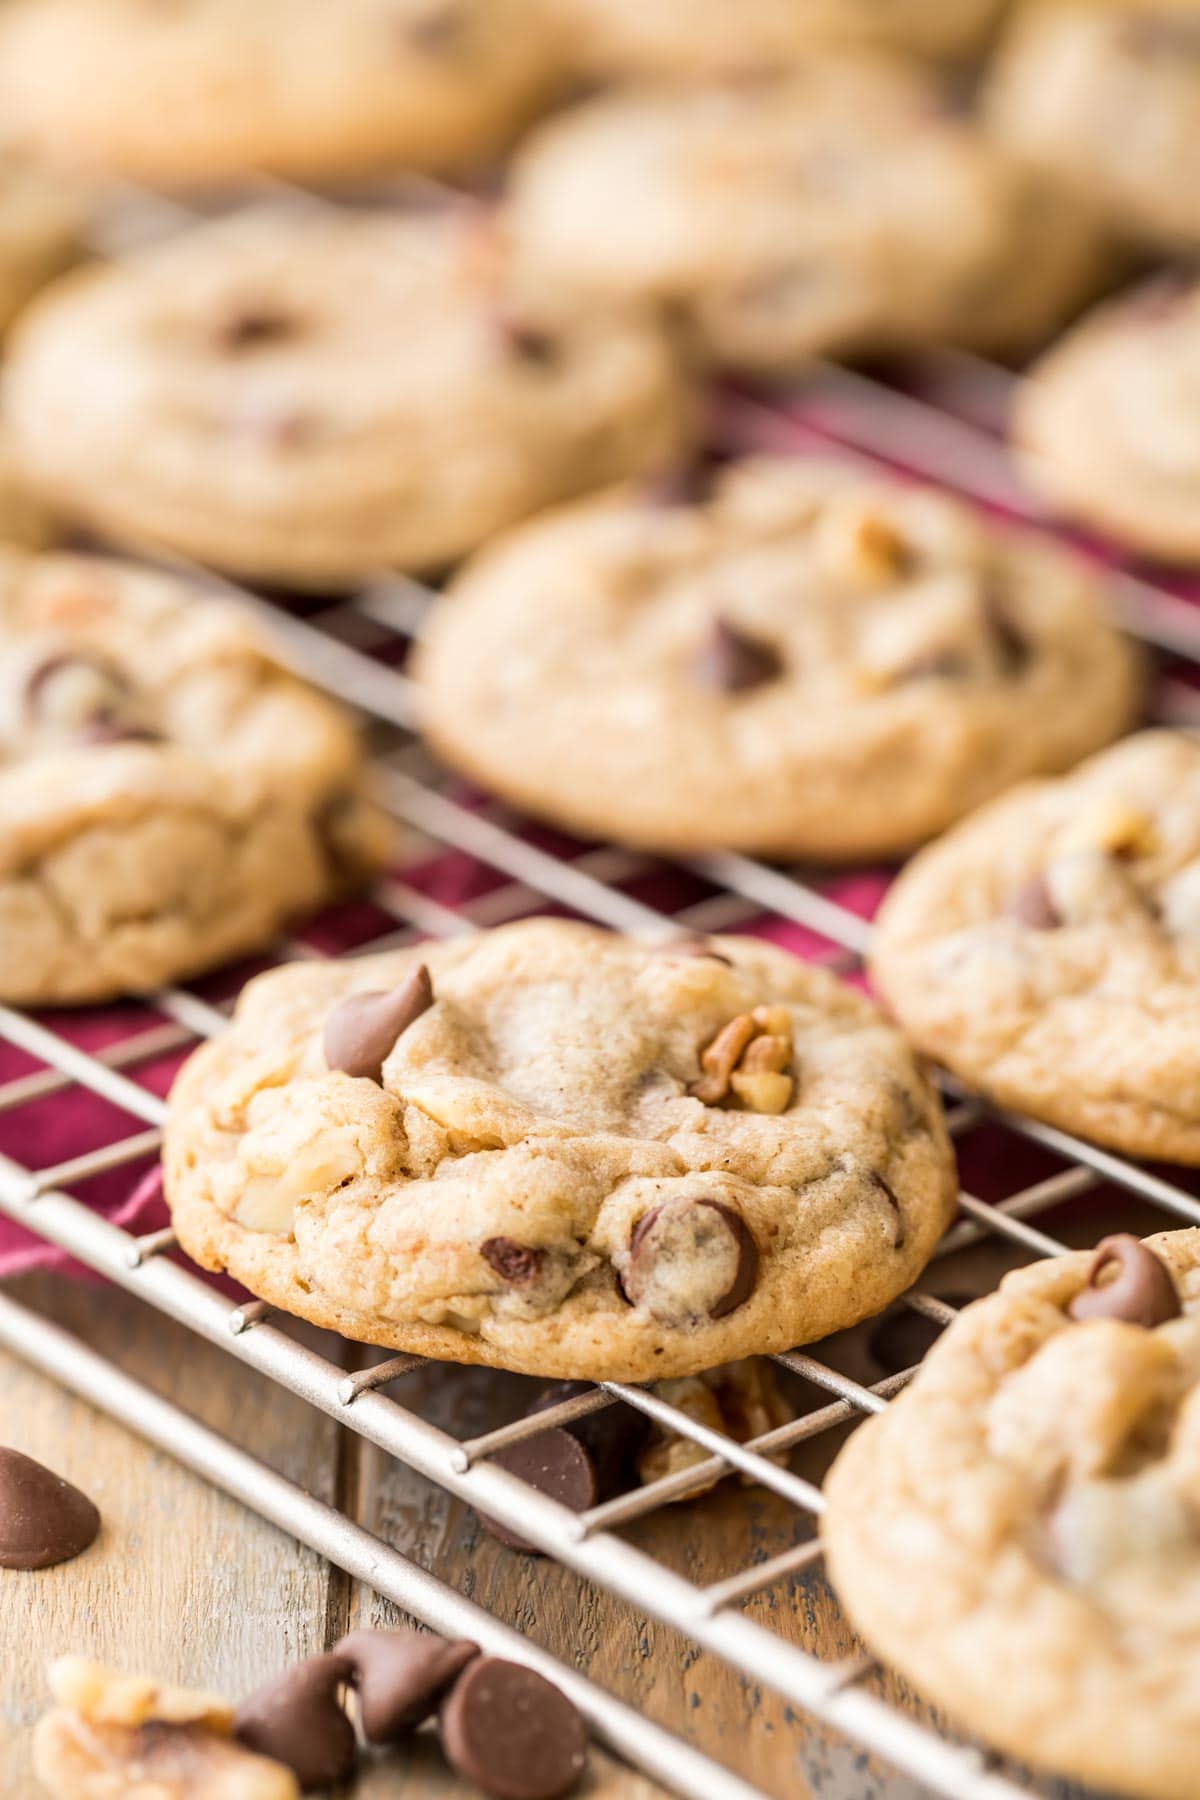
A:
[414,458,1143,862]
[0,549,386,1004]
[163,918,957,1381]
[1016,278,1200,563]
[822,1229,1200,1800]
[506,63,1106,371]
[870,732,1200,1163]
[0,0,553,186]
[5,206,694,588]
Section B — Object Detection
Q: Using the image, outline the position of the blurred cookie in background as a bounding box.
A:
[987,1,1200,253]
[3,205,694,588]
[0,154,85,334]
[505,61,1108,374]
[0,550,388,1004]
[413,458,1143,862]
[544,0,1007,78]
[0,0,555,187]
[1015,277,1200,563]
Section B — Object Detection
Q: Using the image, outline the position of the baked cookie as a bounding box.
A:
[505,63,1106,371]
[1016,278,1200,563]
[413,458,1143,862]
[0,0,553,186]
[0,549,386,1005]
[5,206,694,588]
[545,0,1005,77]
[987,1,1200,251]
[163,918,958,1381]
[823,1229,1200,1800]
[870,731,1200,1164]
[0,153,83,336]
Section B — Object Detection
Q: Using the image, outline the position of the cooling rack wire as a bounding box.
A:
[4,186,1200,1800]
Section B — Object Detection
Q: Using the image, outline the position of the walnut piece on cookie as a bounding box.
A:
[822,1229,1200,1800]
[0,548,387,1004]
[5,206,694,588]
[163,918,957,1382]
[32,1657,299,1799]
[413,458,1143,863]
[870,731,1200,1165]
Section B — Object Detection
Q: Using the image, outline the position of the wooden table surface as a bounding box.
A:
[0,1268,1002,1800]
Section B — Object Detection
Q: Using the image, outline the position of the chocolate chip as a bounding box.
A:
[642,458,723,509]
[1068,1234,1183,1328]
[215,308,299,353]
[1007,875,1062,931]
[405,2,462,51]
[234,1654,356,1791]
[439,1658,588,1800]
[620,1197,758,1323]
[479,1428,598,1553]
[652,931,733,966]
[0,1448,100,1570]
[24,651,130,726]
[983,585,1031,675]
[495,315,560,367]
[867,1294,970,1375]
[694,616,783,695]
[333,1629,478,1744]
[531,1381,652,1500]
[323,964,433,1083]
[481,1237,546,1285]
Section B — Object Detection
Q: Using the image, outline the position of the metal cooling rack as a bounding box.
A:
[4,261,1200,1800]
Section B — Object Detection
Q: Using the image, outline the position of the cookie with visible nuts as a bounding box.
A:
[163,917,957,1381]
[415,458,1142,863]
[822,1228,1200,1800]
[870,732,1200,1164]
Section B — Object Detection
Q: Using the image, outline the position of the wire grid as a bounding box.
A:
[3,320,1200,1800]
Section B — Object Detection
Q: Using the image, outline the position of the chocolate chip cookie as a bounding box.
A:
[163,918,957,1381]
[1015,278,1200,563]
[823,1229,1200,1800]
[0,549,386,1004]
[0,0,553,185]
[0,153,83,337]
[506,62,1106,371]
[870,731,1200,1163]
[413,458,1143,862]
[6,206,694,588]
[987,1,1200,251]
[546,0,1005,78]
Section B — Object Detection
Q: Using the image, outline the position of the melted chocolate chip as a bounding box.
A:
[694,616,783,695]
[215,308,300,353]
[621,1197,758,1322]
[495,315,560,367]
[234,1654,356,1791]
[482,1238,546,1285]
[480,1428,598,1553]
[1007,875,1062,931]
[1068,1234,1183,1328]
[334,1629,478,1745]
[0,1448,100,1570]
[323,964,433,1083]
[24,651,129,723]
[439,1658,588,1800]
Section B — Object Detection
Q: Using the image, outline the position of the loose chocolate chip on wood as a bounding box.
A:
[694,615,783,695]
[479,1428,598,1552]
[334,1629,478,1744]
[1068,1235,1182,1328]
[440,1658,588,1800]
[234,1654,356,1792]
[1007,875,1061,930]
[621,1197,758,1323]
[323,964,433,1082]
[482,1237,546,1285]
[532,1380,652,1500]
[0,1448,100,1570]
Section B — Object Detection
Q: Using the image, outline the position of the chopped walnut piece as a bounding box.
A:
[813,499,912,587]
[33,1659,299,1800]
[690,1009,795,1112]
[638,1359,793,1496]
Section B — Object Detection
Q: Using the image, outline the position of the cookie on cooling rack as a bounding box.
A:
[870,731,1200,1164]
[823,1228,1200,1800]
[504,60,1107,372]
[0,153,84,336]
[162,917,958,1382]
[412,458,1143,862]
[986,1,1200,252]
[4,205,694,589]
[544,0,1005,77]
[0,0,553,186]
[0,549,387,1005]
[1015,277,1200,563]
